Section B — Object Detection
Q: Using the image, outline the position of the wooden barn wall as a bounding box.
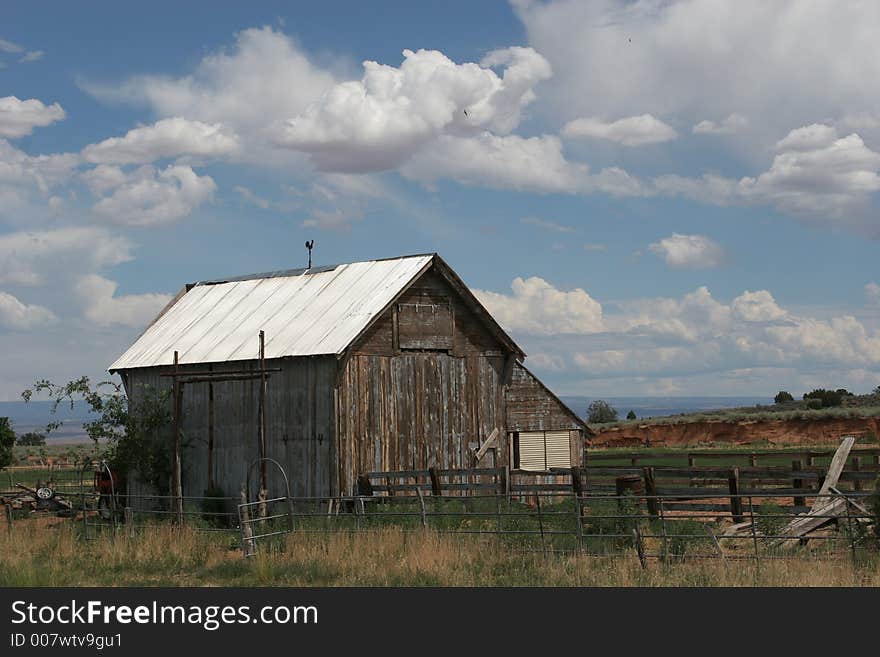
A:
[334,265,513,494]
[505,363,582,432]
[122,356,336,501]
[355,268,507,357]
[335,353,507,494]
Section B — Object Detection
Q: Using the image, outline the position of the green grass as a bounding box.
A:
[1,519,877,587]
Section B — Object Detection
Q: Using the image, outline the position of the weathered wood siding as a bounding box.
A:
[336,266,512,494]
[505,363,583,432]
[123,356,336,500]
[355,268,507,357]
[335,353,507,493]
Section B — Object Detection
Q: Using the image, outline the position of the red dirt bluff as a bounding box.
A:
[589,416,880,448]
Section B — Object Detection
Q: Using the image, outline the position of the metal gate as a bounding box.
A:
[237,458,294,557]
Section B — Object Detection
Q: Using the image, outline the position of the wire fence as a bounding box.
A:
[2,487,877,567]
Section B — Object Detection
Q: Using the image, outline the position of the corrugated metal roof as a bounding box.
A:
[108,254,434,371]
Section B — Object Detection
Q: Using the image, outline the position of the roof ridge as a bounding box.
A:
[192,253,437,287]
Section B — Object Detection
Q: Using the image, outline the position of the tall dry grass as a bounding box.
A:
[0,521,877,587]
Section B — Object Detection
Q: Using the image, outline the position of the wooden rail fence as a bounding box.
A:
[359,451,879,518]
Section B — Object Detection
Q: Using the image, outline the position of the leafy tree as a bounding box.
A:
[15,431,46,446]
[803,388,845,408]
[774,390,794,404]
[626,410,637,420]
[0,417,15,470]
[587,399,618,423]
[21,377,174,493]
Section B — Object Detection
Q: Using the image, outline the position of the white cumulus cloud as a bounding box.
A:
[0,96,65,138]
[692,113,748,135]
[275,47,552,172]
[474,276,603,335]
[648,233,725,269]
[90,165,217,226]
[82,117,239,165]
[563,114,677,146]
[74,274,171,327]
[0,227,134,286]
[0,290,56,329]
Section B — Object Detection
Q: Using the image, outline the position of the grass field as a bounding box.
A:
[0,521,877,587]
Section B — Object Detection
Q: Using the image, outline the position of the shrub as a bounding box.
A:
[15,432,46,446]
[626,410,637,420]
[0,418,14,470]
[774,390,794,404]
[587,400,618,424]
[803,388,844,408]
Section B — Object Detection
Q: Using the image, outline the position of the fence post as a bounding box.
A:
[4,503,11,535]
[632,526,646,570]
[792,459,806,509]
[428,467,441,497]
[356,475,373,497]
[416,488,427,529]
[536,494,546,558]
[844,494,857,569]
[748,496,760,575]
[852,456,862,492]
[658,497,668,563]
[124,507,133,538]
[643,467,659,518]
[239,486,255,558]
[749,454,758,467]
[728,467,743,523]
[687,455,696,488]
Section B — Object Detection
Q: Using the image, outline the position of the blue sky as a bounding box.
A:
[1,0,879,400]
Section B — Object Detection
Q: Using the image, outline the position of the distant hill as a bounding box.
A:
[0,400,95,443]
[560,396,770,421]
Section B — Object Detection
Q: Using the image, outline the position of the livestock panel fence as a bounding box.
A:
[2,446,878,565]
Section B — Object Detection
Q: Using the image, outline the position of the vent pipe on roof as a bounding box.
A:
[305,239,314,269]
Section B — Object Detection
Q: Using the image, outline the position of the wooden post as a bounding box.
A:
[258,331,268,497]
[428,467,441,497]
[852,456,862,492]
[687,455,696,487]
[632,526,646,570]
[416,487,427,529]
[571,467,583,495]
[207,372,215,491]
[749,454,758,467]
[643,467,659,518]
[728,467,743,523]
[630,456,639,467]
[171,350,184,525]
[535,493,546,558]
[239,486,255,557]
[792,459,805,508]
[4,503,12,534]
[356,474,373,497]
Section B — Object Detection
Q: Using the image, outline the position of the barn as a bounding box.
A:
[108,253,589,499]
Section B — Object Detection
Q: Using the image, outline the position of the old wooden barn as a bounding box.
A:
[109,253,589,498]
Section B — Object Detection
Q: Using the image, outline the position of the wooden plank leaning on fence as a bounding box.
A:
[769,437,856,548]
